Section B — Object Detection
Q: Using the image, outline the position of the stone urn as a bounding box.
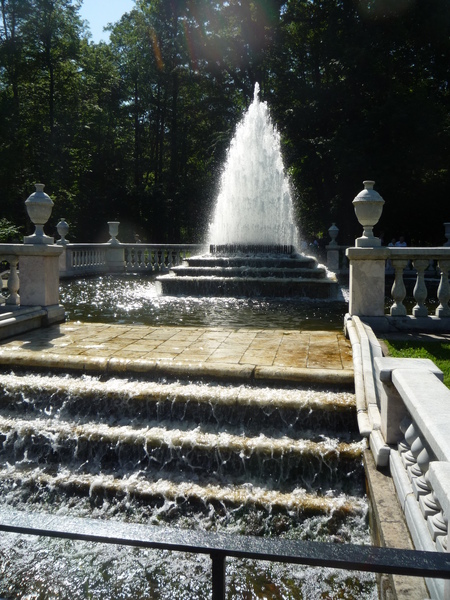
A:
[108,221,121,245]
[56,218,69,245]
[352,180,385,247]
[24,183,54,244]
[328,223,339,247]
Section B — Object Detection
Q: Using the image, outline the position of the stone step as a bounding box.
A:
[157,275,338,299]
[0,372,357,434]
[171,266,327,279]
[0,414,364,492]
[0,467,365,517]
[186,255,318,269]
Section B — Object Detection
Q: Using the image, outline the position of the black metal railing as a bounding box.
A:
[1,507,450,599]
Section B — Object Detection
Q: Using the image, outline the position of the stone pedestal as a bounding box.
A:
[347,247,388,316]
[326,248,339,272]
[19,246,63,307]
[106,245,125,273]
[375,357,443,445]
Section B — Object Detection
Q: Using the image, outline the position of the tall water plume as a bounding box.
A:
[208,83,299,250]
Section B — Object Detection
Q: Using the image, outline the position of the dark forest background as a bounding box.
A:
[1,0,449,246]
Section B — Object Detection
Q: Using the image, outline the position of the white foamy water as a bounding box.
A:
[0,369,375,599]
[208,83,299,248]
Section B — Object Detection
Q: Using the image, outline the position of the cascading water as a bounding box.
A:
[208,83,299,250]
[0,370,376,599]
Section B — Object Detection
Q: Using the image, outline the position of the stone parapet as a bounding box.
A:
[347,314,450,599]
[0,243,65,337]
[346,246,450,332]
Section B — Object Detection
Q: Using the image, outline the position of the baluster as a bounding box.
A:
[398,417,412,456]
[420,489,441,519]
[5,257,20,306]
[410,443,431,498]
[390,258,408,316]
[428,507,448,542]
[412,259,429,317]
[401,422,418,469]
[436,259,450,317]
[167,249,173,269]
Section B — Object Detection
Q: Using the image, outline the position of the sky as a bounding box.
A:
[79,0,135,43]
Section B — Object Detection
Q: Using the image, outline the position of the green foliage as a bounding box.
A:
[0,0,449,244]
[0,218,22,242]
[384,340,450,389]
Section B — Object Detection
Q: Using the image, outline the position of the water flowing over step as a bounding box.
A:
[0,369,374,599]
[157,253,339,299]
[0,372,363,510]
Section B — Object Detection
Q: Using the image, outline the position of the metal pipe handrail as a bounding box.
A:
[1,507,449,600]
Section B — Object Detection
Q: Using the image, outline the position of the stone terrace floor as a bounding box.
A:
[0,322,353,385]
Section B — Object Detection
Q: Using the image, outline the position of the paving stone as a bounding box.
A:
[0,322,353,385]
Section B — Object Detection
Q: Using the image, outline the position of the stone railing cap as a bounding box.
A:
[374,356,444,383]
[0,243,63,257]
[346,247,389,259]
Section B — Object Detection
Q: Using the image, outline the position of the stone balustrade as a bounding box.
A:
[326,243,349,274]
[346,246,450,332]
[0,244,63,308]
[58,242,205,278]
[0,243,65,338]
[62,244,108,275]
[347,314,450,599]
[123,244,205,273]
[374,357,450,600]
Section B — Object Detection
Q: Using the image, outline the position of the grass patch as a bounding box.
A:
[384,340,450,389]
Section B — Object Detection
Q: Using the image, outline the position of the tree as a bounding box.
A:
[267,0,450,244]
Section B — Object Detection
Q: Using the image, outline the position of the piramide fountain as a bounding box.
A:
[0,86,375,599]
[157,84,338,300]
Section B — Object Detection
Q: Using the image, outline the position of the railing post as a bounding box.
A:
[211,552,226,600]
[346,247,388,316]
[105,222,125,273]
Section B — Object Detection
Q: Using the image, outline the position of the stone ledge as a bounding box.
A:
[358,315,450,334]
[375,357,443,383]
[0,306,47,341]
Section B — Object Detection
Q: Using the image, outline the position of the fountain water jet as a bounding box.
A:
[157,84,338,298]
[208,83,299,252]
